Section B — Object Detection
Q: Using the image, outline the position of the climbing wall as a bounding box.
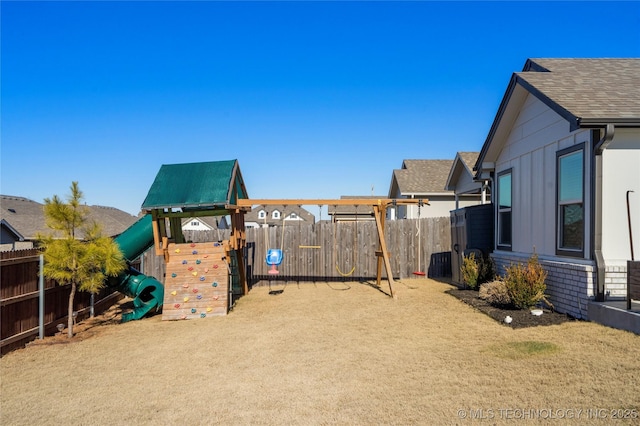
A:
[162,242,229,320]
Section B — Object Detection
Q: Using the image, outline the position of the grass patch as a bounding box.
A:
[485,340,561,360]
[2,279,638,425]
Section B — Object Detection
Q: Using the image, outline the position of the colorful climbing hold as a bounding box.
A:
[181,315,187,320]
[192,250,198,255]
[182,260,188,265]
[191,308,197,313]
[171,273,177,278]
[213,295,219,300]
[206,307,212,312]
[183,296,189,302]
[174,303,180,308]
[196,259,201,264]
[199,276,205,281]
[182,283,189,288]
[204,268,209,273]
[190,243,196,248]
[170,290,177,296]
[213,264,219,269]
[196,294,202,300]
[192,271,198,276]
[200,313,206,318]
[212,282,218,287]
[192,288,198,293]
[203,254,209,258]
[175,248,180,253]
[188,266,194,271]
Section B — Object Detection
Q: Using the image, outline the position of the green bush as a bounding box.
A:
[503,254,551,309]
[461,252,480,289]
[461,252,495,290]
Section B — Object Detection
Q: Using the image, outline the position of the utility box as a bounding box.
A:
[450,204,494,286]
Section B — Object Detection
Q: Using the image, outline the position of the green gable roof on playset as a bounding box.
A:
[142,160,248,212]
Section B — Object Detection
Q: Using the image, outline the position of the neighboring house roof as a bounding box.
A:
[1,196,50,240]
[328,196,381,217]
[445,152,480,192]
[245,205,315,226]
[475,58,640,175]
[0,195,138,240]
[389,159,454,196]
[142,159,248,210]
[181,216,228,230]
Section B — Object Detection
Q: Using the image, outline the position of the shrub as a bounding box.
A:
[461,252,480,289]
[479,279,511,307]
[461,252,495,290]
[503,254,551,309]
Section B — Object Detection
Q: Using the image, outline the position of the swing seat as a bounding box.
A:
[266,249,282,275]
[266,249,283,266]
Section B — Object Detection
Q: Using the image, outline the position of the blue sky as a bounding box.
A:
[2,1,639,217]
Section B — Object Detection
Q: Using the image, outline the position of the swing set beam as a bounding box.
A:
[235,198,428,299]
[236,198,425,207]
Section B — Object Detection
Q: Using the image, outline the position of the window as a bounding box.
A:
[258,210,266,219]
[497,169,512,249]
[290,213,297,219]
[191,221,199,227]
[272,210,280,219]
[557,146,584,255]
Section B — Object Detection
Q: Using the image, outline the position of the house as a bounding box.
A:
[388,159,482,219]
[1,195,139,251]
[244,205,315,228]
[328,196,380,222]
[181,216,229,231]
[444,152,489,207]
[474,58,640,330]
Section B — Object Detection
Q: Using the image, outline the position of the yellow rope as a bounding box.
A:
[333,206,358,277]
[336,264,356,277]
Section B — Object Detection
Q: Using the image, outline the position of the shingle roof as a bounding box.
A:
[458,152,479,172]
[518,58,640,127]
[392,159,454,194]
[475,58,640,174]
[328,196,382,216]
[1,195,138,240]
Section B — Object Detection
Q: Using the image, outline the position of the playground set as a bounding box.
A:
[107,159,427,322]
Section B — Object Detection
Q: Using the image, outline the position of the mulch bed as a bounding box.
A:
[446,288,578,329]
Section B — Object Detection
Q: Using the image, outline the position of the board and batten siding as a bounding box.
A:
[494,93,592,258]
[491,93,598,318]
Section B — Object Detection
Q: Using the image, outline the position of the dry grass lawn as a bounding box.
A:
[1,278,639,425]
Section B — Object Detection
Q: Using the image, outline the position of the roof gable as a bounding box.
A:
[142,159,248,211]
[475,58,640,176]
[445,152,480,191]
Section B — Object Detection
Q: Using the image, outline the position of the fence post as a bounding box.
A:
[39,254,44,340]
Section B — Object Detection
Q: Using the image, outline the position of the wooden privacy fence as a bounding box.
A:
[0,249,123,356]
[142,217,451,284]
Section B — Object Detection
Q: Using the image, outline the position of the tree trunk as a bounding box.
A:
[67,282,76,338]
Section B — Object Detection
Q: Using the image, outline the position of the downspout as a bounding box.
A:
[592,123,615,301]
